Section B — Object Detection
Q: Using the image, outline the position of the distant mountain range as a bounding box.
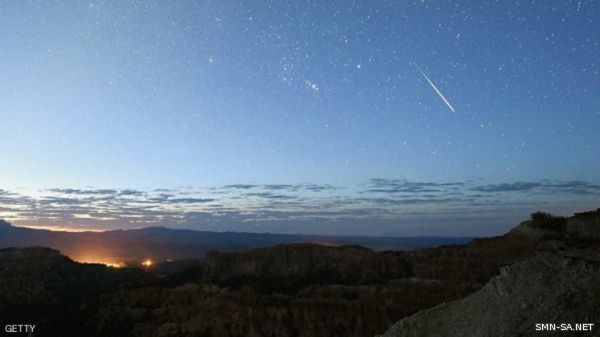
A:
[0,220,471,264]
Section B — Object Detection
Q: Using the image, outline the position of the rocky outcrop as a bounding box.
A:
[0,247,147,336]
[199,244,413,293]
[567,209,600,239]
[510,209,600,240]
[378,251,600,337]
[380,209,600,337]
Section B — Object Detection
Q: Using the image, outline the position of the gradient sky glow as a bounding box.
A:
[1,1,599,236]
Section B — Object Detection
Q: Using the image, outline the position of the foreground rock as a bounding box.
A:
[380,209,600,337]
[378,251,600,337]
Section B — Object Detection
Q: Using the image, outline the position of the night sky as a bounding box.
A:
[1,0,598,236]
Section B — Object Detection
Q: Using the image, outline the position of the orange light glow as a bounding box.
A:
[141,259,153,267]
[74,258,125,268]
[104,261,125,268]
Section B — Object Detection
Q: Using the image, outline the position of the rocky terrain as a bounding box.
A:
[94,223,538,337]
[379,209,600,337]
[379,250,600,337]
[0,247,147,336]
[1,209,598,337]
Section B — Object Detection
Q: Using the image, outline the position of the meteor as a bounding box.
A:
[414,63,456,112]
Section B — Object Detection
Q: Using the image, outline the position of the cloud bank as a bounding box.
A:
[1,178,598,236]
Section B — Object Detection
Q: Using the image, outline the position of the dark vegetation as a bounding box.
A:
[573,208,600,219]
[529,211,567,231]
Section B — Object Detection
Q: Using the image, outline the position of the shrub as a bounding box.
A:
[530,212,566,231]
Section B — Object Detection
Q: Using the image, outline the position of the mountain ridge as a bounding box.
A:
[0,220,472,263]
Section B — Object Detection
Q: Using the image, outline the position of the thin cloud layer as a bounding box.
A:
[0,178,598,236]
[471,180,600,195]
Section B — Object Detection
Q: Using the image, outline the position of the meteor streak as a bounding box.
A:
[414,63,456,112]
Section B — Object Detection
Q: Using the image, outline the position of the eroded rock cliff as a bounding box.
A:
[380,209,600,337]
[378,250,600,337]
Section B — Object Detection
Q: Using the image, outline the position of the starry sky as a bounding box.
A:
[0,0,599,236]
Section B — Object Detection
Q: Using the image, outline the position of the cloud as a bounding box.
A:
[0,189,17,196]
[223,184,258,190]
[47,188,119,196]
[356,196,477,206]
[39,196,88,205]
[471,180,600,195]
[246,192,298,200]
[2,178,599,236]
[470,182,541,192]
[366,178,464,194]
[221,183,335,194]
[119,189,146,196]
[263,184,297,190]
[303,184,336,192]
[167,198,216,204]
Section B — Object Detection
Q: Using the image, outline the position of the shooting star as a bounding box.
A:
[414,63,456,112]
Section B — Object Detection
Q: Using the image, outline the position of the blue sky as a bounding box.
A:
[1,1,599,236]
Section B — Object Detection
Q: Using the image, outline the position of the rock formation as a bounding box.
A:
[380,209,600,337]
[2,209,597,337]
